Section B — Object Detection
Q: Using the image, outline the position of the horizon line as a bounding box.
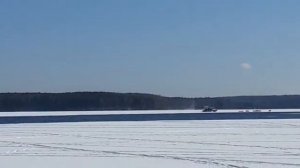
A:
[0,91,299,99]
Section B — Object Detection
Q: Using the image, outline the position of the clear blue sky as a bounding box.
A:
[1,0,300,97]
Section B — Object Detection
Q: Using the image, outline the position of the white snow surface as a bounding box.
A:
[1,118,300,168]
[0,109,299,117]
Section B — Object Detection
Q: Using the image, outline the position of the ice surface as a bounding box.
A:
[0,118,300,168]
[0,109,299,117]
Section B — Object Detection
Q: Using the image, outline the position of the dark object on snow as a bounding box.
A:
[202,106,218,112]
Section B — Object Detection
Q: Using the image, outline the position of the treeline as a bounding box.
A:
[0,92,300,112]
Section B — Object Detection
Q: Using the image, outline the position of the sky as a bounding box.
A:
[1,0,300,97]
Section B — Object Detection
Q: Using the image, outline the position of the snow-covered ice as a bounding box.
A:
[0,118,300,168]
[0,109,299,117]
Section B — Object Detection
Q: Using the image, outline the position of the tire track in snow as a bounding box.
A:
[0,140,247,168]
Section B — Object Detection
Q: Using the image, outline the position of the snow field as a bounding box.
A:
[0,119,299,168]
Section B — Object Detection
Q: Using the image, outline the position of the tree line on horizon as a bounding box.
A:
[0,92,300,112]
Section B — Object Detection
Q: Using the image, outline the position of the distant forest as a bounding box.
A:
[1,92,300,112]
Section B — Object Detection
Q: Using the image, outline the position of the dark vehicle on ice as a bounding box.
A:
[202,106,218,112]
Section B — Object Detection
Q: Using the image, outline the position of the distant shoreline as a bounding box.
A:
[1,92,300,112]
